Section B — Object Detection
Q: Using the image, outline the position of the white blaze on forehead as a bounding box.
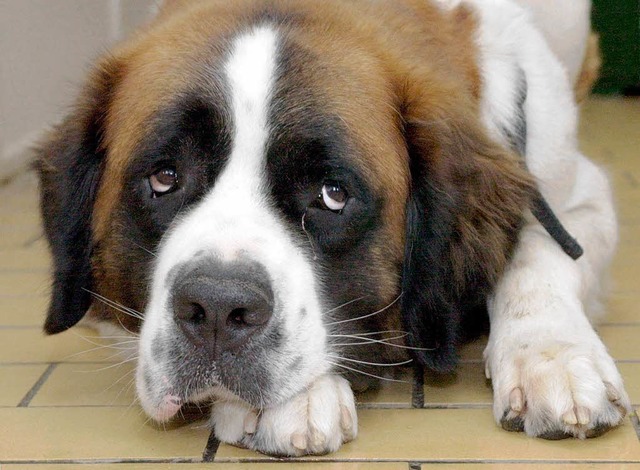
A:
[216,26,278,207]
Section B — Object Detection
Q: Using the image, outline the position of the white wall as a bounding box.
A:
[0,0,159,180]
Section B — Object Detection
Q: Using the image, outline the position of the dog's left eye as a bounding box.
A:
[149,167,178,197]
[318,181,348,213]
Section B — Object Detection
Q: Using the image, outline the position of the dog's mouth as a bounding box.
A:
[135,325,326,422]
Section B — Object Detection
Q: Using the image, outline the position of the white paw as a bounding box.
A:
[486,334,631,439]
[210,374,357,456]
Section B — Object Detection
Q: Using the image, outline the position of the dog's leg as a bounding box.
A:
[485,154,631,439]
[210,374,357,456]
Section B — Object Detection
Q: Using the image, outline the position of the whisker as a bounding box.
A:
[69,330,135,350]
[100,351,135,364]
[328,361,411,384]
[324,296,367,315]
[63,331,138,361]
[327,354,413,368]
[330,334,408,346]
[327,330,409,337]
[330,333,435,351]
[128,239,158,258]
[325,292,403,327]
[330,333,408,345]
[61,344,128,360]
[80,335,140,340]
[110,373,138,406]
[82,288,144,322]
[77,357,139,373]
[85,291,143,320]
[114,314,142,340]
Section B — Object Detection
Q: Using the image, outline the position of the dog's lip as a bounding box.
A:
[152,394,183,422]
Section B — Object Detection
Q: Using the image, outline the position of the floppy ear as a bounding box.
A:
[400,100,535,372]
[36,63,119,334]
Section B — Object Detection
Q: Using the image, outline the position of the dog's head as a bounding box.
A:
[37,0,533,420]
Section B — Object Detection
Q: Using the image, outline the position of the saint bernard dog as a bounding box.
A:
[37,0,631,456]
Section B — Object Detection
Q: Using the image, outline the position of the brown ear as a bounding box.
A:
[35,61,121,334]
[400,98,535,372]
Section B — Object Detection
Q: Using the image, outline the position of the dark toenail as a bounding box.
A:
[501,410,525,432]
[585,423,611,438]
[539,429,572,440]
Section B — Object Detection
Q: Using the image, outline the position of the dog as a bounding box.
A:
[37,0,630,456]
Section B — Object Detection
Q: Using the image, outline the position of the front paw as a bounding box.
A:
[487,337,631,439]
[211,374,357,456]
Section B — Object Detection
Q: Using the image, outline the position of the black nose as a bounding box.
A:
[171,260,273,357]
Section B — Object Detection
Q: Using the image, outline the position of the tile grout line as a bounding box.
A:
[17,362,57,407]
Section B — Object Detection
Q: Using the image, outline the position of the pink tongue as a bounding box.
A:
[155,394,182,422]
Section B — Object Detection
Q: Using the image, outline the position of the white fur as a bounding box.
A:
[464,0,630,437]
[136,25,336,424]
[511,0,591,86]
[211,374,357,456]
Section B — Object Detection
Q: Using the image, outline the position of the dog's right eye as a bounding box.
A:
[149,167,178,198]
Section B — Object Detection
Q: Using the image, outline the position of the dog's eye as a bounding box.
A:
[149,167,178,197]
[318,181,347,212]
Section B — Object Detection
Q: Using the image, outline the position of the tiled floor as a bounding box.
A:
[1,96,639,468]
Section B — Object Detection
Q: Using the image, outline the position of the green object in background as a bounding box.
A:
[592,0,640,95]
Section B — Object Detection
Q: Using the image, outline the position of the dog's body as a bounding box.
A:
[37,0,629,456]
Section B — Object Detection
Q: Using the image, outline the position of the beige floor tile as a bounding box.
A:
[612,244,640,268]
[606,296,640,324]
[216,409,640,462]
[580,97,640,166]
[30,362,138,407]
[607,171,640,199]
[459,336,487,361]
[0,189,40,214]
[619,225,640,246]
[0,176,39,199]
[0,271,50,297]
[0,327,132,363]
[618,201,640,225]
[0,364,48,406]
[0,407,204,460]
[424,362,492,406]
[612,263,640,294]
[0,296,48,326]
[599,325,640,360]
[619,363,640,406]
[356,372,412,407]
[0,226,42,249]
[0,245,51,272]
